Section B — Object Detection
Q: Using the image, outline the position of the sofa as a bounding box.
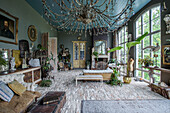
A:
[0,74,41,113]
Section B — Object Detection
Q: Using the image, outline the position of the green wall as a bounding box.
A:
[57,31,93,64]
[0,0,57,50]
[57,31,113,67]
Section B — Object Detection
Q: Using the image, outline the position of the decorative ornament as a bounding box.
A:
[27,25,37,42]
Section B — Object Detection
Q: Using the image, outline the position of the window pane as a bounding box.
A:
[151,6,160,20]
[143,11,149,24]
[125,30,128,42]
[136,17,141,28]
[152,33,161,67]
[136,43,141,68]
[144,72,149,80]
[143,36,150,58]
[151,18,160,32]
[136,27,142,37]
[136,70,142,77]
[119,31,122,44]
[143,23,150,34]
[122,29,125,43]
[153,75,160,83]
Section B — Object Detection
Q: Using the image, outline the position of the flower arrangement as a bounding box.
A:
[138,56,154,67]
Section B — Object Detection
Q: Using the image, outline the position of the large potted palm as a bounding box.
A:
[108,32,148,84]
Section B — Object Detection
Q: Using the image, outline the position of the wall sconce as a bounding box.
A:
[163,14,170,34]
[162,2,167,12]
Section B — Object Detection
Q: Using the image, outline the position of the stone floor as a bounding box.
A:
[35,70,165,113]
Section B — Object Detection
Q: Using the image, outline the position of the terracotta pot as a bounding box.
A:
[123,76,131,84]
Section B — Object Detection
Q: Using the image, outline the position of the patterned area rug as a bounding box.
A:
[35,70,165,113]
[81,100,170,113]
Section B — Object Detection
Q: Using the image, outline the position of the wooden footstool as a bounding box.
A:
[28,91,66,113]
[76,75,103,86]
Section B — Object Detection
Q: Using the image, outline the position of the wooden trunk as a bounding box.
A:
[28,91,66,113]
[150,83,170,99]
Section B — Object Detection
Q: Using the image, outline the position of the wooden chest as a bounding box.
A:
[150,83,170,99]
[28,91,66,113]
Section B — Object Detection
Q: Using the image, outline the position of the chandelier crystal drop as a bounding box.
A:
[42,0,135,35]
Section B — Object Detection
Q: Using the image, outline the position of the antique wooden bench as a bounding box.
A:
[76,75,103,86]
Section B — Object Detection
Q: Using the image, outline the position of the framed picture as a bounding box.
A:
[162,45,170,65]
[19,40,29,58]
[0,8,18,45]
[12,50,22,68]
[27,25,37,42]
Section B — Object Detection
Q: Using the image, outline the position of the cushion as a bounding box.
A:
[0,81,14,102]
[83,69,113,73]
[8,80,26,96]
[0,91,41,113]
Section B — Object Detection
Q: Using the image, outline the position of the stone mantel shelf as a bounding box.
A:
[142,66,170,74]
[92,55,109,58]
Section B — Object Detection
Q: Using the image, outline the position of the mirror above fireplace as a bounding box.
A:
[94,40,107,55]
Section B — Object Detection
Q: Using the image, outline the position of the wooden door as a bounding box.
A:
[48,38,58,72]
[79,42,86,68]
[73,41,86,68]
[41,32,49,50]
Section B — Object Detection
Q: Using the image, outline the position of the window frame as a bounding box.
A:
[134,4,161,82]
[117,26,128,63]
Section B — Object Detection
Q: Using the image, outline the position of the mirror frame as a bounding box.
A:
[162,45,170,65]
[94,40,107,55]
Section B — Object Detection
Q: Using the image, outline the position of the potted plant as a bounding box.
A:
[42,52,56,78]
[138,56,154,67]
[108,32,148,84]
[107,68,122,86]
[93,51,99,61]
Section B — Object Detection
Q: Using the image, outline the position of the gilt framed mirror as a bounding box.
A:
[162,45,170,65]
[94,40,107,55]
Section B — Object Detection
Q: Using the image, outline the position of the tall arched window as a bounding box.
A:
[135,5,161,82]
[118,26,128,63]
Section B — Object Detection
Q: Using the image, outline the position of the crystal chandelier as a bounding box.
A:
[42,0,135,36]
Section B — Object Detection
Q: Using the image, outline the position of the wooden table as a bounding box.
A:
[28,91,66,113]
[76,75,103,86]
[142,66,170,84]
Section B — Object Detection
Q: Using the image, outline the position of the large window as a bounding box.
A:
[118,26,128,63]
[135,5,161,82]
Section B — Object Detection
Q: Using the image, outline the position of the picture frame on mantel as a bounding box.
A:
[162,45,170,65]
[0,8,18,45]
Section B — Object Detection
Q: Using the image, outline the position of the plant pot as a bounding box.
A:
[123,76,131,84]
[87,65,90,70]
[118,76,123,82]
[145,63,149,67]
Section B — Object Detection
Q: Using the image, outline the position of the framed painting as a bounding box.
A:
[162,45,170,65]
[0,8,18,45]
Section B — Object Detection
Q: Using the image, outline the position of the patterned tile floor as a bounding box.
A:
[35,70,165,113]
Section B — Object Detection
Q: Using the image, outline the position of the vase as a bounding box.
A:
[123,76,131,84]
